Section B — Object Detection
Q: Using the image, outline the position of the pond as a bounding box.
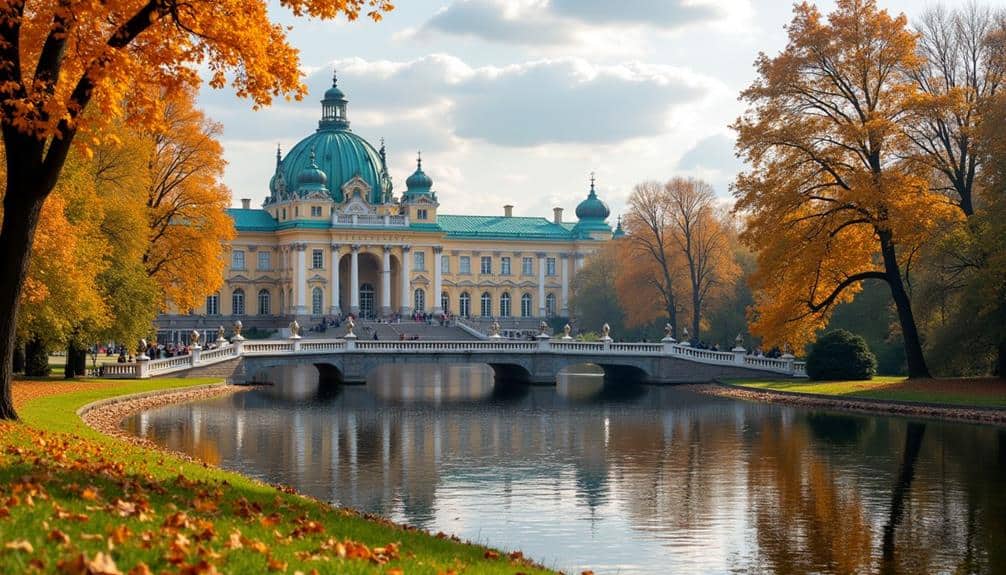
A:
[123,364,1006,574]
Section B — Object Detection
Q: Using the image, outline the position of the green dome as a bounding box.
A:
[275,71,391,204]
[403,153,433,199]
[575,177,610,220]
[612,216,626,238]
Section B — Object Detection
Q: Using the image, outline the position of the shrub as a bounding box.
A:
[806,329,877,381]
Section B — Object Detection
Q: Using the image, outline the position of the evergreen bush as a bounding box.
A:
[806,329,877,380]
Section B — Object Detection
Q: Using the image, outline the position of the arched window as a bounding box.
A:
[205,293,220,315]
[288,288,293,313]
[232,289,245,316]
[545,293,556,317]
[480,292,492,317]
[441,292,450,313]
[312,287,324,316]
[500,292,511,318]
[459,292,471,318]
[414,288,426,312]
[258,289,271,315]
[279,289,285,314]
[521,293,532,317]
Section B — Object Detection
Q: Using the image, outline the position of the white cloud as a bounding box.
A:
[416,0,726,47]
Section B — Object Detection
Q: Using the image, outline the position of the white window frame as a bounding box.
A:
[460,256,471,274]
[257,251,271,271]
[522,257,533,276]
[546,257,556,276]
[312,249,324,270]
[480,256,492,275]
[414,251,426,271]
[232,250,245,270]
[501,257,511,275]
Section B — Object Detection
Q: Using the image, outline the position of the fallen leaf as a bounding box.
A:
[4,539,33,553]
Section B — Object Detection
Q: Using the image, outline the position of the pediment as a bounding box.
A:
[308,274,327,283]
[456,279,476,287]
[254,275,279,283]
[303,190,331,201]
[228,275,251,283]
[412,274,431,285]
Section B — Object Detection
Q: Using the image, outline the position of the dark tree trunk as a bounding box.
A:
[64,342,87,379]
[11,337,24,374]
[665,301,678,340]
[880,422,927,574]
[23,336,50,377]
[691,292,701,343]
[0,165,49,420]
[996,338,1006,378]
[878,230,930,378]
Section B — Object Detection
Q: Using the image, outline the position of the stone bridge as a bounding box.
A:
[101,336,805,385]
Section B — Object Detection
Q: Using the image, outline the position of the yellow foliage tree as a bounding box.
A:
[143,88,234,313]
[733,0,961,377]
[0,0,392,419]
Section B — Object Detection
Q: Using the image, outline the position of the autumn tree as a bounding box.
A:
[143,88,234,312]
[622,182,686,337]
[665,177,740,340]
[906,4,1005,217]
[0,0,392,420]
[570,241,626,336]
[733,0,960,377]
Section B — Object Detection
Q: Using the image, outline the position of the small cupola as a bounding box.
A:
[319,69,350,131]
[572,172,613,239]
[612,215,626,239]
[404,151,434,198]
[296,149,328,194]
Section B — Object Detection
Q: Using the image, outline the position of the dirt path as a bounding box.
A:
[690,383,1006,425]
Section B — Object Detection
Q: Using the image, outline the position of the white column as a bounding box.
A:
[433,246,443,316]
[350,245,360,316]
[330,244,341,316]
[537,251,546,317]
[560,253,569,316]
[294,243,307,315]
[381,245,392,317]
[400,245,412,315]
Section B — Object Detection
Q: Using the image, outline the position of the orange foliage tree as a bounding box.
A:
[733,0,960,377]
[0,0,392,420]
[143,88,234,313]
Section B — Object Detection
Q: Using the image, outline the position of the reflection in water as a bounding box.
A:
[125,364,1006,575]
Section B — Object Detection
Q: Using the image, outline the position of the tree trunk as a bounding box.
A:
[0,171,48,420]
[691,290,701,343]
[996,337,1006,378]
[11,337,24,374]
[665,301,678,340]
[24,336,50,377]
[878,231,930,379]
[64,342,86,379]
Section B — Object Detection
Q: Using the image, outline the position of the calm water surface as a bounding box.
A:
[124,365,1006,574]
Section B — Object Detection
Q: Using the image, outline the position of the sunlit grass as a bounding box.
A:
[725,376,1006,408]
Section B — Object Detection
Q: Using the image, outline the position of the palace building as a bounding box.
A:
[162,73,623,331]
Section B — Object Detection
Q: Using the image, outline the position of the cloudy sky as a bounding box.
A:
[201,0,1004,219]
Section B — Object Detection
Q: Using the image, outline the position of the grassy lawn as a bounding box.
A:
[0,377,558,574]
[725,376,1006,408]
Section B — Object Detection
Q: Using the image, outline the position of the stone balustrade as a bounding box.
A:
[97,336,806,380]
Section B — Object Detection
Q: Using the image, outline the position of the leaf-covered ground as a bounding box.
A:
[0,378,564,575]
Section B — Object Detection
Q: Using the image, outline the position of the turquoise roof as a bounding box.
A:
[437,215,575,240]
[270,73,389,204]
[228,208,277,231]
[403,154,434,200]
[228,209,601,242]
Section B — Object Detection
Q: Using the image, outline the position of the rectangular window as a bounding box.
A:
[417,208,428,220]
[480,256,492,275]
[231,250,245,270]
[312,249,323,269]
[281,208,287,220]
[460,256,471,274]
[522,257,533,276]
[500,256,511,275]
[310,206,322,217]
[414,251,426,271]
[257,251,271,271]
[546,257,556,276]
[441,255,450,273]
[294,206,299,217]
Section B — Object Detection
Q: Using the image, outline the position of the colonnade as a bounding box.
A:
[287,241,586,319]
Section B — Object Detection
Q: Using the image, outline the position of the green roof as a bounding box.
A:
[436,215,575,241]
[228,209,591,241]
[228,208,277,231]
